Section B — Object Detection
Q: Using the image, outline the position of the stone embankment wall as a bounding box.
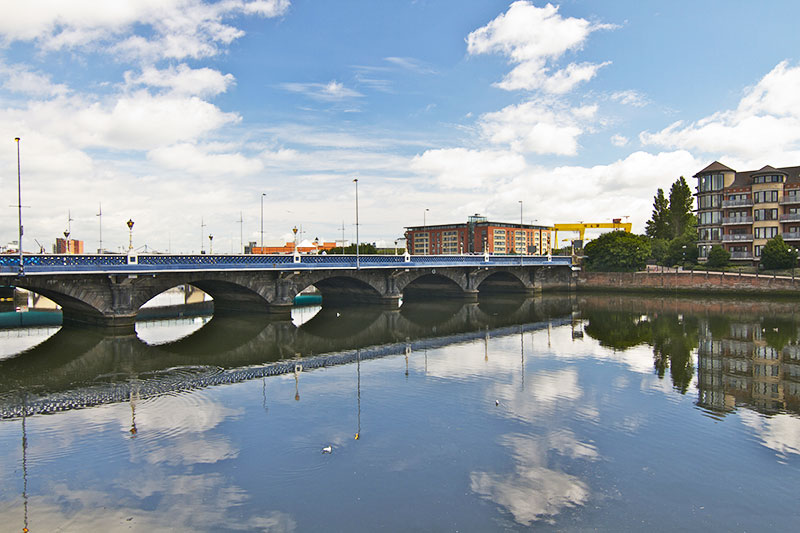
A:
[577,270,800,295]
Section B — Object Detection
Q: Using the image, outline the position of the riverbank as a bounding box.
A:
[576,269,800,295]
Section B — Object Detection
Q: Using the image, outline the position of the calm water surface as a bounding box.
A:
[0,293,798,531]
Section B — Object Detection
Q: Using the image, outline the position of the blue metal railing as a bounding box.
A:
[0,253,571,275]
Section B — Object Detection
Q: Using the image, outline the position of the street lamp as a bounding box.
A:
[209,234,214,254]
[424,208,429,226]
[63,230,70,254]
[14,137,23,275]
[127,219,134,251]
[354,178,360,269]
[260,193,266,250]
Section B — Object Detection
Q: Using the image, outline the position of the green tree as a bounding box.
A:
[645,188,671,240]
[664,228,699,266]
[761,235,797,270]
[584,231,651,272]
[327,243,379,255]
[650,238,669,265]
[706,245,730,268]
[668,176,695,238]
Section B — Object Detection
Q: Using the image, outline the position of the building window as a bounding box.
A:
[755,245,762,257]
[754,226,778,239]
[754,190,779,203]
[700,173,725,192]
[754,208,778,221]
[753,174,784,184]
[699,211,721,225]
[699,194,722,208]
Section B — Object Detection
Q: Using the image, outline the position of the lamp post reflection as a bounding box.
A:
[21,394,29,533]
[294,363,302,401]
[355,349,361,440]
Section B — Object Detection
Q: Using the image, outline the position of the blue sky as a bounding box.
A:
[3,0,800,253]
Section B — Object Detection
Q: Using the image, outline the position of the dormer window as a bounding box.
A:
[753,174,784,184]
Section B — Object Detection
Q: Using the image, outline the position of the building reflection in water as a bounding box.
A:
[579,293,800,417]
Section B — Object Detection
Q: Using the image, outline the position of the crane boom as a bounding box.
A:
[553,221,632,246]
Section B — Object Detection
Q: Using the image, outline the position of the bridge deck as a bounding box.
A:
[0,253,571,276]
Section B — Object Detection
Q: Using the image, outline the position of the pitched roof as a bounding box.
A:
[752,165,786,175]
[694,161,736,176]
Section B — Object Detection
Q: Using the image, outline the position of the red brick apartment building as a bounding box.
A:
[404,215,552,255]
[695,162,800,262]
[54,238,84,254]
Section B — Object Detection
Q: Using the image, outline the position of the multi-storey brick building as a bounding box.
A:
[694,161,800,262]
[54,238,84,254]
[404,214,552,255]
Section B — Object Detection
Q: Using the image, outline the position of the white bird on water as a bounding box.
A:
[322,445,332,454]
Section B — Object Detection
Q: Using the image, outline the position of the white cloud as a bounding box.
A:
[148,143,263,176]
[410,148,526,188]
[281,80,363,101]
[467,1,613,93]
[479,100,597,155]
[125,64,235,97]
[641,61,800,161]
[610,89,647,107]
[8,91,240,151]
[0,61,69,97]
[611,134,629,147]
[0,0,290,61]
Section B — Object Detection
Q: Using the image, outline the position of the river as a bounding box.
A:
[0,292,798,531]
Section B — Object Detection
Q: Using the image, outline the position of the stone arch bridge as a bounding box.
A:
[0,253,573,331]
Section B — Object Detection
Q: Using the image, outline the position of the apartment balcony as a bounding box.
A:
[730,251,754,260]
[722,198,753,208]
[780,196,800,205]
[783,232,800,241]
[780,213,800,222]
[722,216,753,225]
[722,234,753,242]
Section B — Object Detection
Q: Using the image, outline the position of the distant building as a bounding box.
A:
[245,239,337,254]
[694,161,800,262]
[404,214,552,255]
[54,238,84,254]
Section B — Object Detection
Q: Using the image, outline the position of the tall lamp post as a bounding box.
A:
[354,178,360,269]
[209,234,213,254]
[96,203,103,254]
[127,219,134,251]
[260,193,266,251]
[424,208,429,226]
[15,137,23,275]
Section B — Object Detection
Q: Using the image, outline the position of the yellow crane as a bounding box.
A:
[553,219,632,248]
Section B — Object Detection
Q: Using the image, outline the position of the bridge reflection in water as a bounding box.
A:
[0,295,576,418]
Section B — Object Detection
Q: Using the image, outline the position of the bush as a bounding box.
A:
[761,235,797,270]
[584,231,651,272]
[706,245,730,268]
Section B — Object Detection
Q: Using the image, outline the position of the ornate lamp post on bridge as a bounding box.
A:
[260,193,266,251]
[127,219,134,251]
[354,178,360,269]
[209,234,214,254]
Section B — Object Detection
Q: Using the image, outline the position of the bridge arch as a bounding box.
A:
[475,269,534,294]
[11,278,108,327]
[294,272,387,306]
[399,271,470,300]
